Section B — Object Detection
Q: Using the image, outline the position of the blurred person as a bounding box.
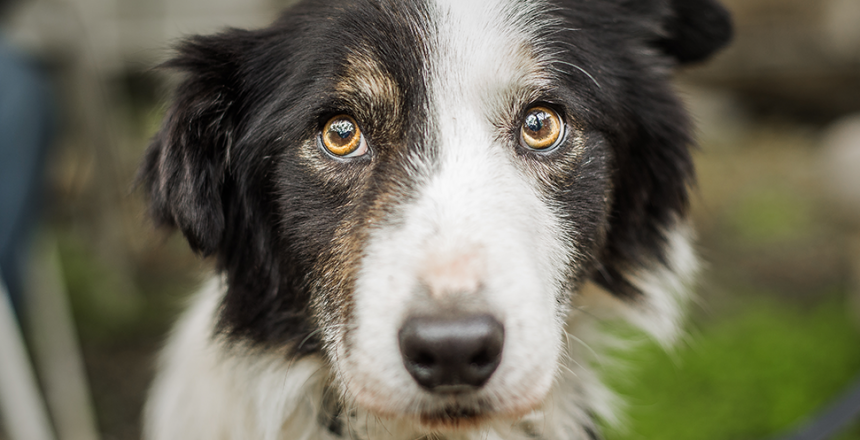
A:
[0,0,55,317]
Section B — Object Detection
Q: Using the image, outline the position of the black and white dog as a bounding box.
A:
[139,0,731,438]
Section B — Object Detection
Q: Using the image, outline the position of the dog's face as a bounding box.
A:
[141,0,731,431]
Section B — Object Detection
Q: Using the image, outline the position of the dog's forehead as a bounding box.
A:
[429,0,556,90]
[327,0,556,118]
[427,0,558,142]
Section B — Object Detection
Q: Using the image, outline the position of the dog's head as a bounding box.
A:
[141,0,731,431]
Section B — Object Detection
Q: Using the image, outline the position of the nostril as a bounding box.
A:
[470,348,493,367]
[413,351,435,368]
[399,313,504,392]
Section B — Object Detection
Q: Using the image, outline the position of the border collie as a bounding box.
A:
[139,1,731,438]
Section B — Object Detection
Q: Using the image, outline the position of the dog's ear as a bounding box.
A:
[653,0,733,64]
[587,0,731,341]
[139,31,253,255]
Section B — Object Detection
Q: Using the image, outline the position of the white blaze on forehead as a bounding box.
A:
[430,0,557,111]
[338,0,575,418]
[421,0,568,291]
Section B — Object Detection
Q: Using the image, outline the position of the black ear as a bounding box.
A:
[654,0,733,64]
[583,0,730,337]
[139,31,251,255]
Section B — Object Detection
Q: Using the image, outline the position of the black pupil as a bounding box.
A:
[330,119,355,140]
[525,111,549,133]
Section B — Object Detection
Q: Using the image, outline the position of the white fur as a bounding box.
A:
[144,241,697,440]
[145,282,595,440]
[572,224,699,346]
[335,0,575,425]
[145,222,697,439]
[144,279,331,440]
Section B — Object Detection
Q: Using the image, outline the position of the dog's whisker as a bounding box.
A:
[550,60,602,89]
[566,304,603,322]
[545,26,582,35]
[563,330,602,365]
[557,360,581,379]
[556,347,587,377]
[297,323,356,351]
[373,412,392,437]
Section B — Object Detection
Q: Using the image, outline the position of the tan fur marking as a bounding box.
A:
[336,51,403,123]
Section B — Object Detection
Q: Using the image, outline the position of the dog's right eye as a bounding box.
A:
[520,106,563,151]
[321,115,367,157]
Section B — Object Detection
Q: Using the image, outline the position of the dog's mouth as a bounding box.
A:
[329,389,498,433]
[350,389,505,431]
[417,405,489,430]
[414,399,541,431]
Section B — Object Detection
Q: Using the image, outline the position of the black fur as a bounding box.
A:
[141,0,434,352]
[547,0,732,298]
[139,0,732,352]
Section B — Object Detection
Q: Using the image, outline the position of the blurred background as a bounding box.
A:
[0,0,859,439]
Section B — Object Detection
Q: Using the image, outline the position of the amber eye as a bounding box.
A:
[322,115,367,157]
[520,106,563,150]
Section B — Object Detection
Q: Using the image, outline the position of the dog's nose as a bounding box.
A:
[398,314,504,392]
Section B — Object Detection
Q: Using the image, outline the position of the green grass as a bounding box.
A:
[723,187,816,246]
[602,299,860,440]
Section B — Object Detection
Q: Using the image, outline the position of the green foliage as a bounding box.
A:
[724,187,816,246]
[602,300,860,440]
[57,232,144,342]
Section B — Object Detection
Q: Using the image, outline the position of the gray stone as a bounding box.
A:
[821,114,860,217]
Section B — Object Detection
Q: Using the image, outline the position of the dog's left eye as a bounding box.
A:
[321,115,368,158]
[520,106,563,151]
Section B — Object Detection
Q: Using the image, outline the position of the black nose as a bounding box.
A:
[398,314,504,392]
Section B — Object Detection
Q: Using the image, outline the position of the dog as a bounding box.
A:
[138,0,731,438]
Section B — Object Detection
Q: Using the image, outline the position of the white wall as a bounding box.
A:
[5,0,293,74]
